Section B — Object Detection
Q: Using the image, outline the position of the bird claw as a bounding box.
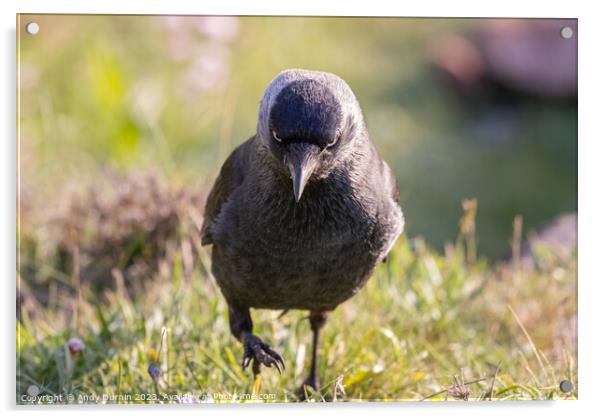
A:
[241,335,285,374]
[296,376,320,401]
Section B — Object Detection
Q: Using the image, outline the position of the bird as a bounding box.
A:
[200,69,404,395]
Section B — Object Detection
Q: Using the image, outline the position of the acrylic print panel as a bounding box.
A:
[17,15,577,404]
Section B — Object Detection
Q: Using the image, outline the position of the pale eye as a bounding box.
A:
[272,131,283,143]
[326,136,338,148]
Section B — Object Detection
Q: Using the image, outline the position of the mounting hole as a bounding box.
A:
[25,22,39,35]
[559,380,573,393]
[560,26,573,40]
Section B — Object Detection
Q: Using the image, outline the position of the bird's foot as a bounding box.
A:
[241,334,285,374]
[297,376,320,400]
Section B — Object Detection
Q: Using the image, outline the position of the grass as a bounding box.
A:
[17,183,577,403]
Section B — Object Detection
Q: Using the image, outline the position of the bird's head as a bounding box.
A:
[257,69,365,202]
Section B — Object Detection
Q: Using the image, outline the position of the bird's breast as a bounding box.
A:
[210,181,396,311]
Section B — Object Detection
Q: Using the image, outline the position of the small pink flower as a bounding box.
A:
[195,17,240,43]
[68,337,85,356]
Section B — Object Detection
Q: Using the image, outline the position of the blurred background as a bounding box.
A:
[18,16,577,259]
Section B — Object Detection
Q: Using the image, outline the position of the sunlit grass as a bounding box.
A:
[17,224,577,403]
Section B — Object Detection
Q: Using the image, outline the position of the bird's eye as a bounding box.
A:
[272,131,283,143]
[326,133,341,149]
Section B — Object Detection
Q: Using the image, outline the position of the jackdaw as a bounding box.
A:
[201,69,404,393]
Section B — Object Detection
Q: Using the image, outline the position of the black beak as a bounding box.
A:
[286,143,321,202]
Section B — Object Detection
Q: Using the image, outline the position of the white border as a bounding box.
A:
[3,1,601,418]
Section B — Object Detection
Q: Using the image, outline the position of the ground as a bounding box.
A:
[17,195,577,403]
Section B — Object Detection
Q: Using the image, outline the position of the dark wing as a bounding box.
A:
[368,140,401,206]
[200,137,254,245]
[385,161,401,205]
[375,157,404,263]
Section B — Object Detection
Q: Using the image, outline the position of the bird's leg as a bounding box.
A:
[228,304,285,374]
[301,312,328,393]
